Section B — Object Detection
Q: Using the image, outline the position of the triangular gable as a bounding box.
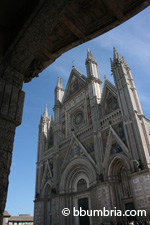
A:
[40,160,53,190]
[63,67,87,102]
[101,79,117,105]
[61,134,96,170]
[100,79,119,116]
[103,126,130,169]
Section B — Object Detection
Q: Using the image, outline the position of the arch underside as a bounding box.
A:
[108,155,133,213]
[59,157,97,193]
[108,155,132,178]
[1,0,149,82]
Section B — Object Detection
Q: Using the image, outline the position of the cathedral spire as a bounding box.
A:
[56,77,64,89]
[60,78,63,89]
[57,77,60,88]
[110,47,122,71]
[87,48,94,61]
[113,47,121,61]
[111,47,143,115]
[43,104,48,118]
[85,48,100,80]
[86,49,102,105]
[55,77,64,105]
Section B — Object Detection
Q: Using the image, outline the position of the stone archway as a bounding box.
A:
[59,157,96,225]
[108,156,134,221]
[59,157,97,193]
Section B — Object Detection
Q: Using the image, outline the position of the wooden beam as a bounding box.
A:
[86,0,150,41]
[61,14,85,40]
[40,47,53,60]
[102,0,124,20]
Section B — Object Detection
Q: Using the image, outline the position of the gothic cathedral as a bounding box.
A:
[34,48,150,225]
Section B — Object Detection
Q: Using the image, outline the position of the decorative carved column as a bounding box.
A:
[0,63,25,225]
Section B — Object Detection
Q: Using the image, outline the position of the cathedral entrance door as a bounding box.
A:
[78,198,90,225]
[125,202,136,221]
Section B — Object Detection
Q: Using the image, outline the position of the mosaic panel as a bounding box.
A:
[113,122,127,146]
[59,142,84,169]
[104,90,119,116]
[83,138,95,160]
[66,74,85,100]
[69,142,84,161]
[110,140,123,155]
[102,122,126,155]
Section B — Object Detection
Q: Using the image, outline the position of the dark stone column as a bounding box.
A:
[0,64,25,225]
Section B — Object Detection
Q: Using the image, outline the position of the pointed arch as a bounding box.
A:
[59,157,97,194]
[107,155,132,178]
[41,161,53,192]
[42,182,51,198]
[103,126,131,169]
[107,155,133,204]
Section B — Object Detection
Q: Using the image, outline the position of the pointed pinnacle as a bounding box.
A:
[113,46,117,60]
[43,104,48,117]
[87,48,90,59]
[87,48,94,61]
[57,77,60,87]
[113,47,121,61]
[60,78,63,88]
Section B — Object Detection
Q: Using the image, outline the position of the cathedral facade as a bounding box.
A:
[34,48,150,225]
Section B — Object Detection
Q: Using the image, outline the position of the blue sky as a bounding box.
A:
[6,7,150,216]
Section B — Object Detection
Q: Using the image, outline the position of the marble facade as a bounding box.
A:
[34,48,150,225]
